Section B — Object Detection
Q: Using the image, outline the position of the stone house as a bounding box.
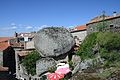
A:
[13,32,36,49]
[70,25,87,45]
[0,37,13,66]
[13,32,36,57]
[0,37,16,79]
[0,32,36,79]
[86,13,120,34]
[0,42,9,66]
[13,32,36,79]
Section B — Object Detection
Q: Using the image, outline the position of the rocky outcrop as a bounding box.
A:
[72,62,81,75]
[34,27,75,77]
[36,58,56,76]
[107,70,120,80]
[72,59,93,76]
[34,27,75,57]
[72,55,81,66]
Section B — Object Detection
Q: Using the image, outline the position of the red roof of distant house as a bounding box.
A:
[74,25,87,31]
[0,42,10,51]
[0,37,13,42]
[70,25,87,32]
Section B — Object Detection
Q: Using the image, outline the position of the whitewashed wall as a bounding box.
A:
[26,41,35,49]
[71,30,87,44]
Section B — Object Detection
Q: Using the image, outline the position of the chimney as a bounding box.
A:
[14,32,18,38]
[113,11,117,17]
[14,32,19,43]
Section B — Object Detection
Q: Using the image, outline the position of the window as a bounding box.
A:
[110,24,114,28]
[19,38,24,42]
[28,38,32,41]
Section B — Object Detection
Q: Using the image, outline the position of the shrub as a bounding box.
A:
[21,50,41,75]
[97,32,120,51]
[77,32,98,60]
[77,32,120,68]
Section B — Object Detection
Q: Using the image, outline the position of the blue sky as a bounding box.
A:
[0,0,120,36]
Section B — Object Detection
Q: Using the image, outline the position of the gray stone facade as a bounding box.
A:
[87,15,120,34]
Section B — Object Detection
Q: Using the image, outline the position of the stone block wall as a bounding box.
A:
[87,17,120,34]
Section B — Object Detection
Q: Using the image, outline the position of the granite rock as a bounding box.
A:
[34,27,75,57]
[36,58,56,75]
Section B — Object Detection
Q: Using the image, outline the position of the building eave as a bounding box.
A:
[70,29,87,33]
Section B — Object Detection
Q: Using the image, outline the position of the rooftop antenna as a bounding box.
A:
[102,11,106,17]
[102,11,106,31]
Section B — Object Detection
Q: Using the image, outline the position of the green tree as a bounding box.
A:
[21,50,41,75]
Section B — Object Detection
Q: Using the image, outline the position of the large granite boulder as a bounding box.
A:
[34,27,75,57]
[36,58,56,76]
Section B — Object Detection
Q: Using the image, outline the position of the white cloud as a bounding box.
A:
[11,23,16,26]
[0,27,14,32]
[11,26,17,29]
[26,26,33,29]
[10,22,17,29]
[68,26,74,28]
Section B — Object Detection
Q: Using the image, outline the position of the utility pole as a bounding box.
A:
[102,11,105,31]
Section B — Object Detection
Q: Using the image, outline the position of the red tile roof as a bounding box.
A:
[0,42,10,51]
[74,25,87,31]
[0,66,8,71]
[0,37,13,42]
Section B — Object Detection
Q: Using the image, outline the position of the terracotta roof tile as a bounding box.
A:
[0,37,13,42]
[74,25,86,31]
[0,42,10,51]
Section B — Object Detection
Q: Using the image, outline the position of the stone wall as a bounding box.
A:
[87,17,120,34]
